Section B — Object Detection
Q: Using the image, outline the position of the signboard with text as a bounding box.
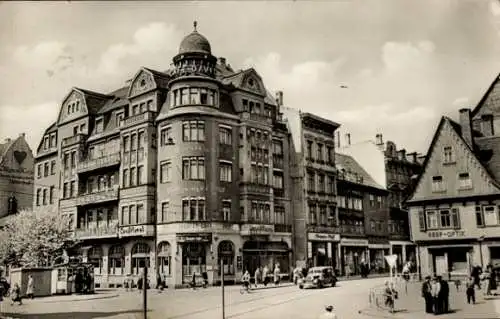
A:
[176,233,212,242]
[241,224,274,236]
[427,230,466,239]
[308,233,340,242]
[119,225,154,238]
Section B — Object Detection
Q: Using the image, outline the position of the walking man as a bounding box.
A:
[466,276,476,304]
[438,276,449,314]
[254,267,261,288]
[431,276,441,315]
[26,275,34,299]
[421,276,433,314]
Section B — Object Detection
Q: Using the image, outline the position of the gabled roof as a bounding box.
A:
[98,86,130,115]
[471,72,500,116]
[335,153,385,190]
[407,116,500,202]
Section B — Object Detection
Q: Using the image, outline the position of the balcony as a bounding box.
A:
[339,225,365,237]
[75,222,119,240]
[78,153,121,173]
[76,188,119,206]
[249,113,272,124]
[240,183,271,195]
[62,134,86,148]
[240,224,274,236]
[273,188,284,198]
[308,225,339,233]
[274,224,292,233]
[121,111,155,129]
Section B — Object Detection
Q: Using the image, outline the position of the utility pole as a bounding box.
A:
[221,259,225,319]
[143,266,148,319]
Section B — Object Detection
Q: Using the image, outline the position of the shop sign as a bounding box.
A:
[177,233,212,242]
[241,224,274,235]
[308,233,340,242]
[427,230,466,239]
[172,61,215,76]
[341,238,369,246]
[119,225,154,237]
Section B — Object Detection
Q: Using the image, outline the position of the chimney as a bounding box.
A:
[375,133,383,146]
[4,138,11,143]
[276,91,284,107]
[459,108,473,148]
[219,57,226,66]
[345,133,351,146]
[19,133,25,138]
[397,149,406,160]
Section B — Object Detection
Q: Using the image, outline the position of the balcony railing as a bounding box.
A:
[121,111,155,129]
[308,225,339,233]
[76,188,119,206]
[274,224,292,233]
[249,113,272,124]
[340,225,365,236]
[75,222,119,240]
[78,152,121,173]
[62,134,86,148]
[240,183,271,194]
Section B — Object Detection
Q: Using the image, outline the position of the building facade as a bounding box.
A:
[407,73,500,276]
[283,108,340,270]
[0,133,34,220]
[33,23,296,288]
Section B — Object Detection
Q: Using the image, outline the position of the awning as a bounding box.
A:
[242,249,289,253]
[426,244,473,250]
[369,244,390,249]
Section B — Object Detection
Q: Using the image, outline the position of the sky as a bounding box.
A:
[0,0,499,155]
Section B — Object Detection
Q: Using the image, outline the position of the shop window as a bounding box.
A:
[218,241,235,276]
[108,245,124,276]
[131,243,151,275]
[182,243,207,276]
[157,242,172,276]
[88,246,103,275]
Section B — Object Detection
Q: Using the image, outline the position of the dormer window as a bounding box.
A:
[140,79,146,87]
[443,146,455,164]
[248,78,255,87]
[43,136,49,150]
[95,118,104,133]
[67,104,71,114]
[50,134,56,148]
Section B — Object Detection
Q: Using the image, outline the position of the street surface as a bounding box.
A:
[0,277,384,319]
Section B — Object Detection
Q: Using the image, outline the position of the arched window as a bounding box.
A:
[88,246,103,275]
[218,241,235,276]
[131,243,151,275]
[108,245,125,276]
[157,242,171,276]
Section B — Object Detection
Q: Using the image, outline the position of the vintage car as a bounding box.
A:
[299,266,337,289]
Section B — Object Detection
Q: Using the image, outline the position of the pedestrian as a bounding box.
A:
[383,281,396,313]
[254,267,261,288]
[273,265,281,286]
[26,275,34,299]
[137,275,143,291]
[486,265,497,296]
[191,272,196,290]
[318,305,337,319]
[10,283,22,306]
[438,276,449,314]
[471,265,482,289]
[466,276,476,304]
[421,276,433,314]
[202,271,208,288]
[293,266,301,285]
[156,272,163,292]
[241,270,251,293]
[262,266,269,287]
[431,276,441,315]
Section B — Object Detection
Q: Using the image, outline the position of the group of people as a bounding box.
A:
[241,265,282,292]
[421,275,450,315]
[0,272,34,307]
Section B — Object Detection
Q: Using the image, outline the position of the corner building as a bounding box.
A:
[34,23,294,288]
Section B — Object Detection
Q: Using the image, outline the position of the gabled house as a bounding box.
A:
[406,73,500,276]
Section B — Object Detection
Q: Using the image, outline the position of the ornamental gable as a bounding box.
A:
[128,69,157,98]
[58,89,88,124]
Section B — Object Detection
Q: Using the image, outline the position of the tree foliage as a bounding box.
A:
[0,209,76,267]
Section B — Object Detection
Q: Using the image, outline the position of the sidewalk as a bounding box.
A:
[361,281,499,318]
[19,290,119,304]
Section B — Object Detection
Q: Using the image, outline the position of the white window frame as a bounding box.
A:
[222,200,231,221]
[458,173,472,190]
[219,161,232,182]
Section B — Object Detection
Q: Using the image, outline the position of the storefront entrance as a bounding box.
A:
[430,246,471,276]
[182,242,207,282]
[490,246,500,266]
[242,241,290,275]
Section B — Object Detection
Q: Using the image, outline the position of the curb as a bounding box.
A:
[27,293,119,304]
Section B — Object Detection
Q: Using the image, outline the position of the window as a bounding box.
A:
[189,88,200,104]
[44,162,49,177]
[95,119,104,133]
[431,176,445,192]
[275,206,285,224]
[157,242,171,276]
[273,172,284,189]
[440,209,452,228]
[36,188,41,206]
[123,169,129,187]
[222,200,231,221]
[272,140,283,155]
[319,206,327,225]
[308,204,317,224]
[50,134,56,148]
[49,186,55,204]
[425,208,460,229]
[71,151,76,168]
[70,181,75,197]
[43,189,47,205]
[369,194,375,207]
[182,157,205,180]
[220,162,232,182]
[327,176,335,194]
[160,202,169,223]
[327,146,333,163]
[182,121,205,142]
[130,134,137,151]
[50,160,56,175]
[160,161,171,183]
[306,140,313,159]
[477,205,500,227]
[123,136,130,152]
[426,211,438,229]
[458,173,472,189]
[121,206,129,225]
[181,198,206,221]
[219,126,232,145]
[73,126,78,136]
[137,204,145,224]
[317,143,323,161]
[377,196,382,208]
[137,166,144,185]
[443,146,454,163]
[130,167,136,186]
[370,220,376,232]
[160,126,173,145]
[138,131,145,149]
[318,174,325,193]
[63,153,69,169]
[37,164,42,178]
[307,172,315,192]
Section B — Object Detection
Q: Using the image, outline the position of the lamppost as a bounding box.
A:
[478,235,485,269]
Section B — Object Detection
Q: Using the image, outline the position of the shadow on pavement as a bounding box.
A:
[0,309,148,319]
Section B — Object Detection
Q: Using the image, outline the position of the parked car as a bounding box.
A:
[299,266,337,289]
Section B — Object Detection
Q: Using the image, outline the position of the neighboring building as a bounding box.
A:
[335,153,389,276]
[339,133,422,270]
[283,108,340,270]
[33,22,295,288]
[407,73,500,276]
[0,133,34,219]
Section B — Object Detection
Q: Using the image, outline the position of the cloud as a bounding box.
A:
[452,97,469,107]
[13,41,73,73]
[491,0,500,16]
[97,22,182,75]
[0,102,59,151]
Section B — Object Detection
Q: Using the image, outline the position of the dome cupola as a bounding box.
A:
[178,21,212,55]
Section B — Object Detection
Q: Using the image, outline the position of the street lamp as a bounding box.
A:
[478,235,485,269]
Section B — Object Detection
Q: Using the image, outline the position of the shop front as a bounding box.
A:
[340,238,369,276]
[390,240,417,271]
[489,245,500,266]
[242,239,290,277]
[176,233,212,284]
[368,242,390,274]
[307,232,340,269]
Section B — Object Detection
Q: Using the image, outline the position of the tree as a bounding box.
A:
[0,209,77,267]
